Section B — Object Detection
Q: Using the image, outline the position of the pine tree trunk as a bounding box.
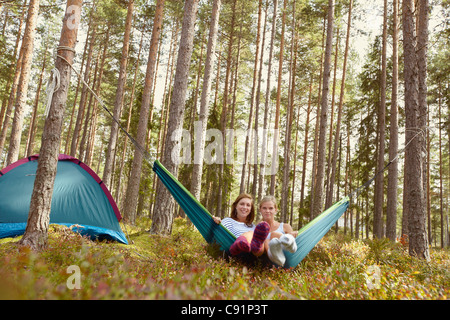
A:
[327,0,352,211]
[103,0,134,188]
[253,0,268,201]
[116,21,146,208]
[150,0,198,235]
[325,27,339,209]
[85,26,110,166]
[269,0,285,195]
[0,46,23,158]
[70,14,96,157]
[259,0,277,200]
[374,0,388,238]
[191,0,221,200]
[0,1,26,155]
[217,0,236,218]
[240,0,261,195]
[299,76,313,212]
[122,0,164,225]
[26,41,49,156]
[18,0,82,250]
[402,0,430,260]
[386,0,399,241]
[311,0,334,219]
[438,92,444,248]
[63,8,93,155]
[6,0,40,165]
[309,15,326,220]
[281,0,297,222]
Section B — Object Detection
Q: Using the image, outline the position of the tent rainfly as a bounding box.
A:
[0,154,128,244]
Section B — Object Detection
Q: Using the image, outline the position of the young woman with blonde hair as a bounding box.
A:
[258,195,298,266]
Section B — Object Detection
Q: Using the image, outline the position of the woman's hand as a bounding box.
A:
[212,216,221,224]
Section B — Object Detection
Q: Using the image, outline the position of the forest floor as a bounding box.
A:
[0,217,448,300]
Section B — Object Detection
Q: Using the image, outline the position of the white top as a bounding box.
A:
[221,217,255,237]
[268,222,285,239]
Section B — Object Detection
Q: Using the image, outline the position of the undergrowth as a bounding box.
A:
[0,217,448,299]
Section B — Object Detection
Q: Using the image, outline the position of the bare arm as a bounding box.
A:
[284,223,298,238]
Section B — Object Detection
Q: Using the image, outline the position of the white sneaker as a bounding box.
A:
[267,238,286,266]
[280,234,297,253]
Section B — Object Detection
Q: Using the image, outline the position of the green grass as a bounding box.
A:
[0,217,448,300]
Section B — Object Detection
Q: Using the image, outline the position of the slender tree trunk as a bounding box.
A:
[217,0,236,218]
[70,12,96,157]
[6,0,40,165]
[191,0,221,200]
[327,0,352,211]
[259,0,277,200]
[253,0,268,201]
[312,0,334,218]
[78,54,99,162]
[64,8,92,155]
[325,26,339,207]
[0,1,26,156]
[122,0,164,225]
[26,40,49,156]
[300,76,313,212]
[439,93,444,248]
[18,0,82,250]
[374,0,388,238]
[85,26,109,166]
[309,15,326,220]
[150,0,199,235]
[103,0,134,188]
[386,0,399,241]
[417,0,429,229]
[281,0,297,222]
[116,21,146,208]
[290,106,301,226]
[240,0,261,195]
[269,0,285,195]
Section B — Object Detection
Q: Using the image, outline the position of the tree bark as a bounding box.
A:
[374,0,388,238]
[386,0,399,241]
[240,0,261,195]
[0,0,26,156]
[269,0,285,195]
[327,0,352,211]
[217,0,236,218]
[122,0,164,225]
[191,0,221,200]
[102,0,134,188]
[258,0,277,200]
[18,0,82,250]
[402,0,430,260]
[26,39,49,156]
[6,0,40,165]
[70,10,96,157]
[150,0,199,235]
[311,0,334,219]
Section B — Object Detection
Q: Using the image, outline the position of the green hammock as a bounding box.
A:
[153,160,349,268]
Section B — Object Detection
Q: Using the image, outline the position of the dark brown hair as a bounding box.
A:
[230,193,255,226]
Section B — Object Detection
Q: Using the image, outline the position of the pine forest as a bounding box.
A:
[0,0,449,300]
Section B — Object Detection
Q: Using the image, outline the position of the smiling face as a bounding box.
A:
[235,197,253,222]
[230,194,255,225]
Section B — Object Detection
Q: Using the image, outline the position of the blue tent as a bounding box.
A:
[0,154,128,244]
